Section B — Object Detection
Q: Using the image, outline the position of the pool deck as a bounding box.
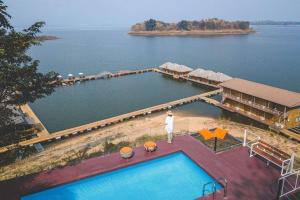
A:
[0,135,280,200]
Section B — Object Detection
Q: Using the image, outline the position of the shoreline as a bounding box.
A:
[129,29,255,36]
[0,110,299,181]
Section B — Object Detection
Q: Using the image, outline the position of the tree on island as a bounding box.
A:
[238,21,250,30]
[177,20,189,30]
[145,19,157,31]
[132,18,251,32]
[0,1,58,148]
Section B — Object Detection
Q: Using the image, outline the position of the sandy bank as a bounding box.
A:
[129,29,255,36]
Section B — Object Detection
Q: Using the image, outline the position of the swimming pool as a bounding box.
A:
[22,152,222,200]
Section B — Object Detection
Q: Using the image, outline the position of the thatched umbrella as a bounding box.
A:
[159,62,193,74]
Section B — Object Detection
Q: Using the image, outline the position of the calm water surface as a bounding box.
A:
[29,25,300,132]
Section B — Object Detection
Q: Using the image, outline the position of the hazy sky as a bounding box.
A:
[6,0,300,29]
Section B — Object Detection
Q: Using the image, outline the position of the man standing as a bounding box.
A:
[165,111,174,143]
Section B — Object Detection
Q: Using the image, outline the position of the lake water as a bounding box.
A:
[29,25,300,132]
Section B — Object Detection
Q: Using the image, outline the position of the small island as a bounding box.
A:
[129,18,255,36]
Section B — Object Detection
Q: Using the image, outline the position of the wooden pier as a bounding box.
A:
[59,68,154,85]
[20,104,50,137]
[57,68,220,90]
[0,89,221,153]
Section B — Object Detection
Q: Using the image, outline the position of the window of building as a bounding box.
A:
[296,116,300,122]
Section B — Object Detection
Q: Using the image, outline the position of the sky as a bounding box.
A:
[5,0,300,30]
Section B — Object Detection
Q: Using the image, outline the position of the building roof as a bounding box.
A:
[159,62,193,73]
[188,68,232,82]
[188,68,207,77]
[220,78,300,108]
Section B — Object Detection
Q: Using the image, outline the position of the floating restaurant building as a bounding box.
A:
[188,68,232,86]
[159,62,193,76]
[219,78,300,130]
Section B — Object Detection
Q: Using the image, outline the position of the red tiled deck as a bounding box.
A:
[0,136,280,200]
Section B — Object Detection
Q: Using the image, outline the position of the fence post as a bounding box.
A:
[290,153,295,173]
[243,129,247,147]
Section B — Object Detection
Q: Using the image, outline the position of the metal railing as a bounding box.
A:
[277,169,300,199]
[216,177,228,198]
[243,130,261,148]
[203,181,216,197]
[249,141,294,176]
[202,177,228,199]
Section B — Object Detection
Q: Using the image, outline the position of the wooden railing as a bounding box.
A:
[223,93,283,116]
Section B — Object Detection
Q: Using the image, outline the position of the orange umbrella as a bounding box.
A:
[198,129,214,140]
[213,128,228,140]
[198,128,228,152]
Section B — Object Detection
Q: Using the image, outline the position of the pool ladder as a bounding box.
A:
[202,177,228,199]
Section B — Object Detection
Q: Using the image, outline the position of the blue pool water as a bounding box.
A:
[22,152,222,200]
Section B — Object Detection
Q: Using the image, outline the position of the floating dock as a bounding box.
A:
[59,68,154,86]
[57,68,221,90]
[0,89,222,153]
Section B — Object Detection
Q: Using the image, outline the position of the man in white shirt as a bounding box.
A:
[165,111,174,143]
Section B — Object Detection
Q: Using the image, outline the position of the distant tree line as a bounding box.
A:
[132,18,250,31]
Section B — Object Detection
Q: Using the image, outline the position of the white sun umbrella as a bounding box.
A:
[57,75,63,78]
[68,74,73,77]
[78,72,84,76]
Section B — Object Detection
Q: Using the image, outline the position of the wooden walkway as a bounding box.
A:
[60,68,154,85]
[0,89,221,153]
[218,103,272,126]
[19,105,49,137]
[279,129,300,142]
